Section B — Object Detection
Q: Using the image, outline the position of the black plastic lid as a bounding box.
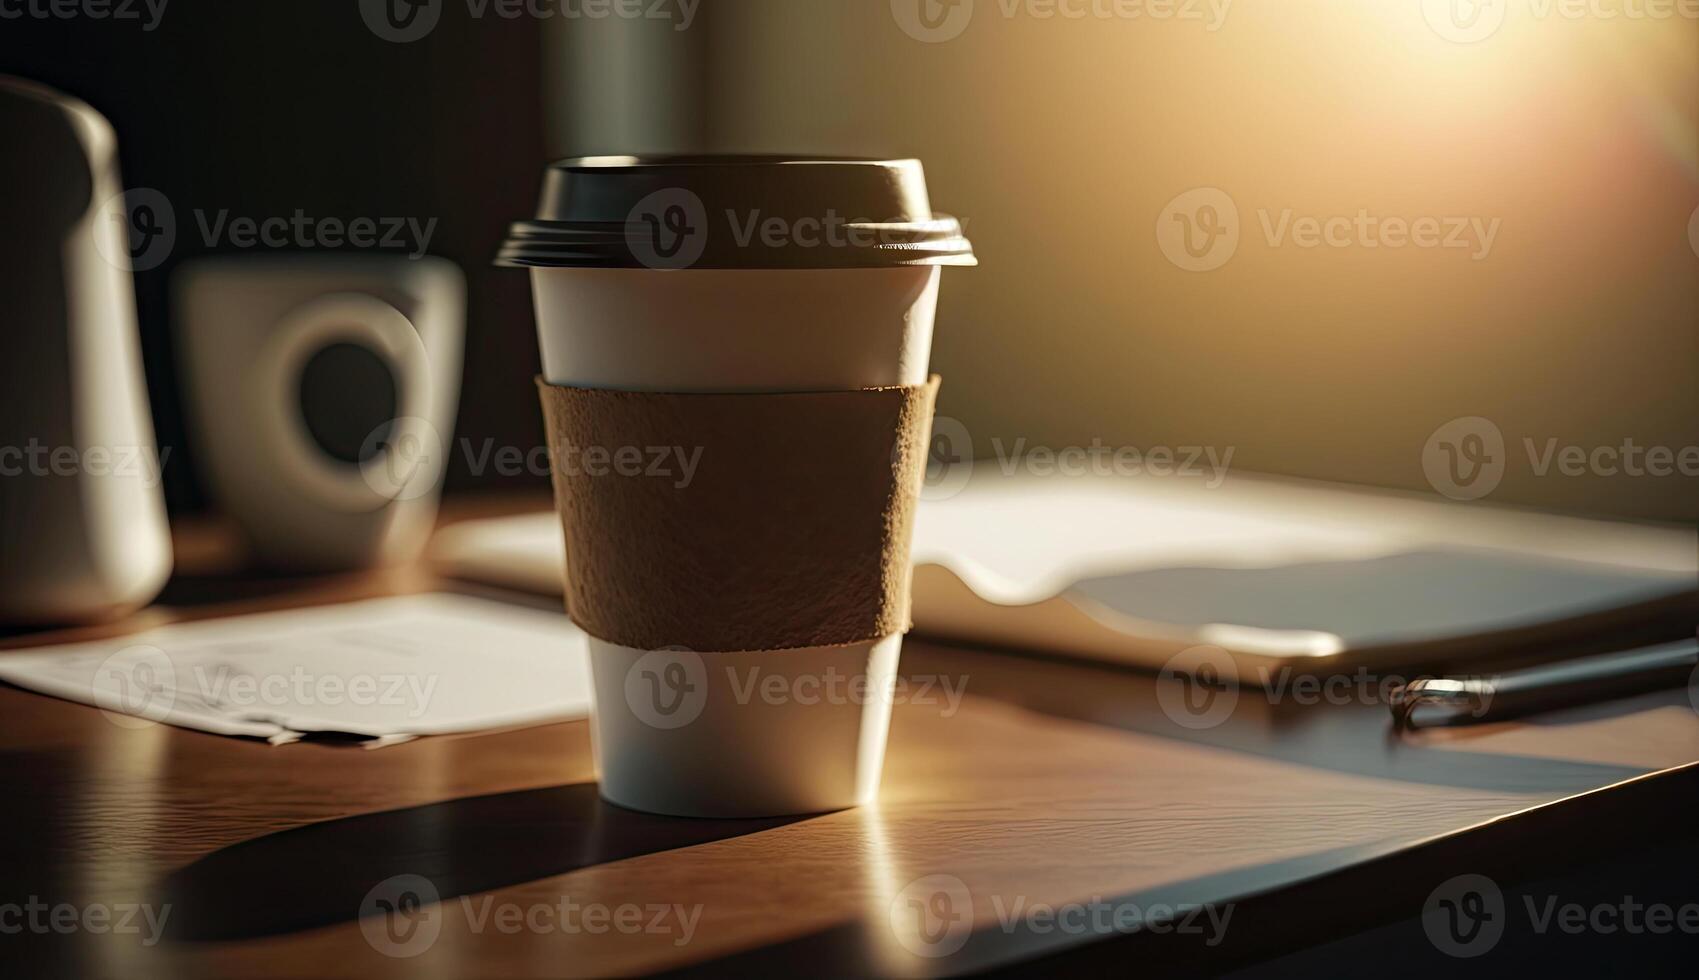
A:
[496,155,976,271]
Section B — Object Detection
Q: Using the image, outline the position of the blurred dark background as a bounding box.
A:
[3,1,1695,523]
[0,0,547,513]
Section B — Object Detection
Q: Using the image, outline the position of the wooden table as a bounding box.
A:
[3,497,1696,978]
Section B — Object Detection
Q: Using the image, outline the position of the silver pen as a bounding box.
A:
[1389,637,1699,730]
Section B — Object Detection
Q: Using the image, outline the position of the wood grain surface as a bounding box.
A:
[1,497,1695,978]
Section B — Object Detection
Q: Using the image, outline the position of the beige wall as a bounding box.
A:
[560,0,1699,522]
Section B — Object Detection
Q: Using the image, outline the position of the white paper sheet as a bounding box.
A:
[0,593,592,746]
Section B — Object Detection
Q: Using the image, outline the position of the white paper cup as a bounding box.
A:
[504,157,972,817]
[534,266,939,391]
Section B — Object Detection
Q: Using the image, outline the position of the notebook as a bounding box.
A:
[430,471,1699,681]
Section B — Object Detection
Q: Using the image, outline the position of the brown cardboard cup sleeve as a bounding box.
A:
[536,376,941,654]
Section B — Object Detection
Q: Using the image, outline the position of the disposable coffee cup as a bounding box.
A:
[499,156,974,817]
